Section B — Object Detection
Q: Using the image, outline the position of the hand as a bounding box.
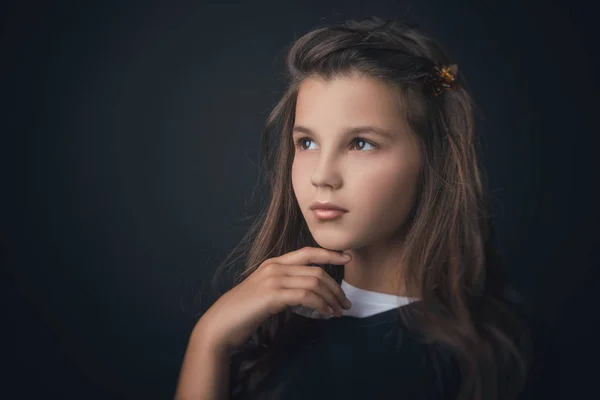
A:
[195,246,352,353]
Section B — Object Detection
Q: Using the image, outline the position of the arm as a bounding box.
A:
[175,324,231,400]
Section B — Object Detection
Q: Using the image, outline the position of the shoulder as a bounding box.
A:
[422,341,463,399]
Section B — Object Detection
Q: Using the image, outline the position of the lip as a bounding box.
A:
[312,209,346,220]
[309,201,348,212]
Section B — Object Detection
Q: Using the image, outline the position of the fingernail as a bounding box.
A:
[342,253,351,259]
[344,299,352,308]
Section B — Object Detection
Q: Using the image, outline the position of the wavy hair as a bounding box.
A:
[210,17,531,400]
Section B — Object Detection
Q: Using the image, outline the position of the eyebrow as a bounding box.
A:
[292,125,395,139]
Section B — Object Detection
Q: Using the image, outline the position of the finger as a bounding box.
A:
[273,246,352,267]
[277,275,345,316]
[279,288,336,317]
[280,265,351,311]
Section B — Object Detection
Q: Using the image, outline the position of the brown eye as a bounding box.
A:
[294,137,313,150]
[353,139,366,150]
[351,138,376,151]
[294,137,376,151]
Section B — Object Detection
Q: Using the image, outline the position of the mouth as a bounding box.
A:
[309,201,348,212]
[312,209,347,221]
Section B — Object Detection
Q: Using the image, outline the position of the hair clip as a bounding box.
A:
[426,64,458,96]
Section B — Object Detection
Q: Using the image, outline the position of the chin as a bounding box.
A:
[311,234,352,252]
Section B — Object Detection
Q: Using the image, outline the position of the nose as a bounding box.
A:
[310,155,343,189]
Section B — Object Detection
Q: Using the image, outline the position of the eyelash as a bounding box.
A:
[293,137,377,151]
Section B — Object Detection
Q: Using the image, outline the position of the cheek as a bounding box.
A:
[352,162,420,215]
[357,158,416,190]
[291,161,305,198]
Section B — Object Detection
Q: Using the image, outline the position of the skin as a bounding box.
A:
[291,72,422,296]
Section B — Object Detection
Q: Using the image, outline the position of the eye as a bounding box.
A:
[293,137,377,151]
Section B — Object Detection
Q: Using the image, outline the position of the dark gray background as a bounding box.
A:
[2,0,597,398]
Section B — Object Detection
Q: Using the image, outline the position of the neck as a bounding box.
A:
[341,235,410,296]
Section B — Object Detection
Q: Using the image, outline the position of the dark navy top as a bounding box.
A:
[228,282,550,399]
[230,304,462,399]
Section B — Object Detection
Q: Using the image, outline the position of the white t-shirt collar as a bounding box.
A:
[291,279,419,319]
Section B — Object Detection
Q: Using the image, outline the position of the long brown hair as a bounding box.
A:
[210,17,531,400]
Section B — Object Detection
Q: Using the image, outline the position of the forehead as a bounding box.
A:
[295,74,405,126]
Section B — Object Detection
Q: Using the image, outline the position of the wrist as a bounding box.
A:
[193,320,232,356]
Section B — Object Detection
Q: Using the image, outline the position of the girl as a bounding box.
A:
[176,17,534,400]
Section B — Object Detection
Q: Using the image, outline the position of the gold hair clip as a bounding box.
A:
[426,64,458,96]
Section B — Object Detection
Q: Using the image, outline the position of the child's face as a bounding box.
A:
[291,74,422,252]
